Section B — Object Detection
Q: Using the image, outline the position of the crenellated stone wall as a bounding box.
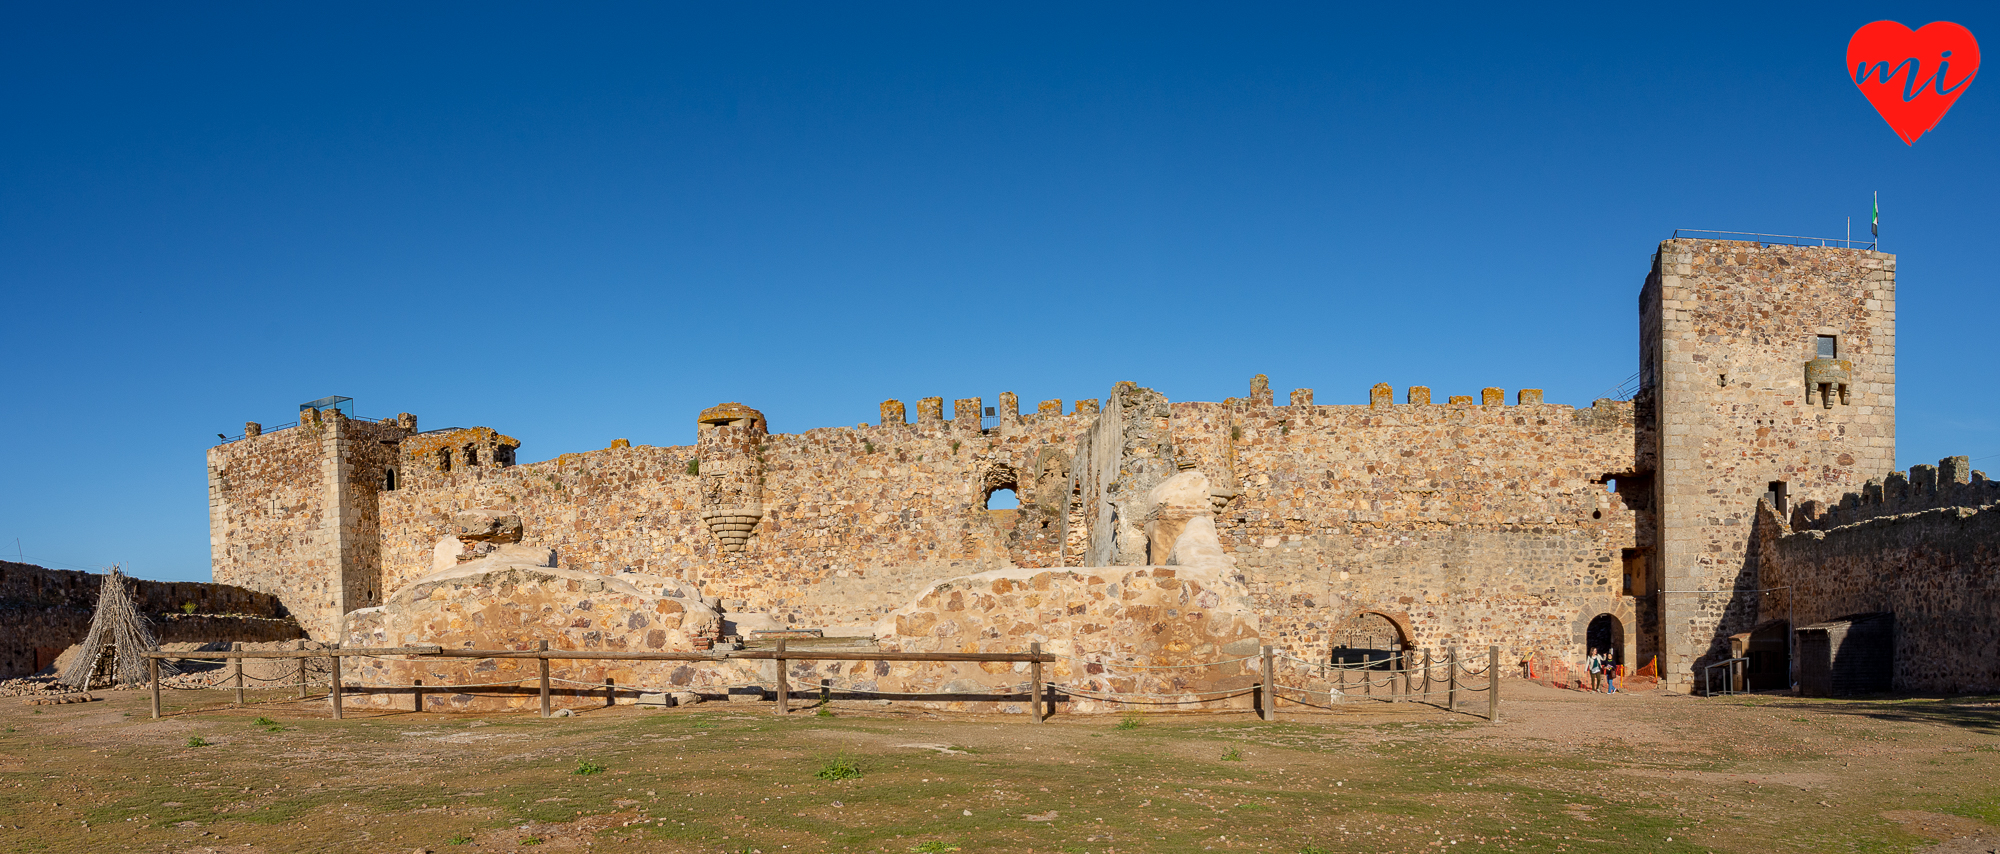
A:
[1756,456,2000,693]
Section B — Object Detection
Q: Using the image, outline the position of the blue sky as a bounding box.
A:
[3,3,1994,582]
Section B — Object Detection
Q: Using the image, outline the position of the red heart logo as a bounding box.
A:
[1848,21,1980,145]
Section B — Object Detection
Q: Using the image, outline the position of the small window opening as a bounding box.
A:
[495,445,516,467]
[985,488,1019,510]
[1816,335,1837,359]
[383,469,397,491]
[464,445,478,466]
[438,449,452,472]
[1766,480,1789,514]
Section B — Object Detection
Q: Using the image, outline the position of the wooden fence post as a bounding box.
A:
[330,644,344,720]
[232,643,245,706]
[296,640,308,699]
[1029,642,1043,724]
[1260,645,1276,722]
[149,656,161,719]
[414,679,424,714]
[537,640,551,718]
[1389,645,1401,703]
[1488,645,1500,722]
[1447,647,1459,712]
[605,677,615,708]
[774,638,788,715]
[1335,656,1345,702]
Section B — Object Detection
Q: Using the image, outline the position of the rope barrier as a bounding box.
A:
[1054,654,1259,670]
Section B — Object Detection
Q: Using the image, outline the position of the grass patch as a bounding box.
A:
[446,835,473,845]
[1115,715,1142,730]
[185,736,210,748]
[1222,747,1242,761]
[816,754,862,781]
[910,842,961,853]
[574,760,607,775]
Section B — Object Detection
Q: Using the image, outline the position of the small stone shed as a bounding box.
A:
[1796,612,1894,697]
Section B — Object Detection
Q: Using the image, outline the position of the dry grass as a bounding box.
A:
[0,681,1996,853]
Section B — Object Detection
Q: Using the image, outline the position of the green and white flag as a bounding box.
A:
[1872,192,1878,238]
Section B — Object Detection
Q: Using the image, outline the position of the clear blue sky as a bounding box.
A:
[3,3,1993,582]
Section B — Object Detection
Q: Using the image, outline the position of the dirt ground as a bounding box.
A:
[1,679,1997,854]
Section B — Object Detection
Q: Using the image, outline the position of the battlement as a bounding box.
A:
[1790,456,1995,531]
[875,393,1100,427]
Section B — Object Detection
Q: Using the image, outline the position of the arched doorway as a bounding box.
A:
[1329,611,1410,669]
[1586,614,1624,666]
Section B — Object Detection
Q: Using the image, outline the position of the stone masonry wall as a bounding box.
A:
[371,401,1097,635]
[1174,387,1643,669]
[0,561,301,679]
[1648,241,1895,689]
[1756,457,2000,693]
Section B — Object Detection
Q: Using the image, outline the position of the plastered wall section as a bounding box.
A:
[1170,394,1642,667]
[1649,240,1895,689]
[374,407,1096,632]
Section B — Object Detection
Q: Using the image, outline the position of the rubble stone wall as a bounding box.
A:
[1757,478,2000,693]
[370,406,1097,635]
[0,561,301,679]
[1172,394,1643,667]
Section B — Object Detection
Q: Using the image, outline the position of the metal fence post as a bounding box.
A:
[297,640,308,699]
[537,640,551,718]
[774,638,788,715]
[1029,642,1043,724]
[1421,649,1432,703]
[1487,645,1500,722]
[1390,644,1402,703]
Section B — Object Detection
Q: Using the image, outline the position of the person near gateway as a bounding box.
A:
[1587,649,1604,692]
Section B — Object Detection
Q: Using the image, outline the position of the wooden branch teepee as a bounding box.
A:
[58,565,175,689]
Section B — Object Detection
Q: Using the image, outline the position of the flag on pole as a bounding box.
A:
[1872,192,1879,238]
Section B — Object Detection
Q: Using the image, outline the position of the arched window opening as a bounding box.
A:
[464,444,479,467]
[1586,613,1624,666]
[984,488,1019,510]
[383,469,397,491]
[979,463,1022,512]
[438,449,452,472]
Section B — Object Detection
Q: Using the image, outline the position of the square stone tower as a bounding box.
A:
[1641,239,1895,690]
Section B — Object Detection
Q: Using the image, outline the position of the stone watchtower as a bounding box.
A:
[696,403,768,553]
[1640,239,1895,690]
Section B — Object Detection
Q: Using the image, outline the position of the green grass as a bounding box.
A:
[185,736,209,747]
[446,835,473,845]
[573,760,606,775]
[1115,715,1142,730]
[815,755,862,781]
[1221,747,1242,761]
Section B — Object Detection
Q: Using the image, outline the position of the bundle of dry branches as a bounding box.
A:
[58,565,177,689]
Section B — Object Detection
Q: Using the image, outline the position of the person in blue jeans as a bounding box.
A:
[1606,656,1619,693]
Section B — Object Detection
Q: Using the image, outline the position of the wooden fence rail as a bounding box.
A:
[142,642,1499,723]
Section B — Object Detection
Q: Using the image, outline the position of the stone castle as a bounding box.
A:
[206,238,1912,694]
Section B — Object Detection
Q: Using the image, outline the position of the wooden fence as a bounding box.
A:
[142,641,1500,722]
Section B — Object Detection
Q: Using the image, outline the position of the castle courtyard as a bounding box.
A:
[3,680,1996,854]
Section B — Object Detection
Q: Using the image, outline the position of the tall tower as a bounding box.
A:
[1641,239,1896,690]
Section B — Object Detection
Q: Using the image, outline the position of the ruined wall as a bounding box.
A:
[371,398,1097,634]
[0,561,301,679]
[1648,240,1896,689]
[1757,456,2000,693]
[1175,385,1643,668]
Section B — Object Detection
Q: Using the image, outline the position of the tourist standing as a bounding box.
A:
[1587,650,1603,692]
